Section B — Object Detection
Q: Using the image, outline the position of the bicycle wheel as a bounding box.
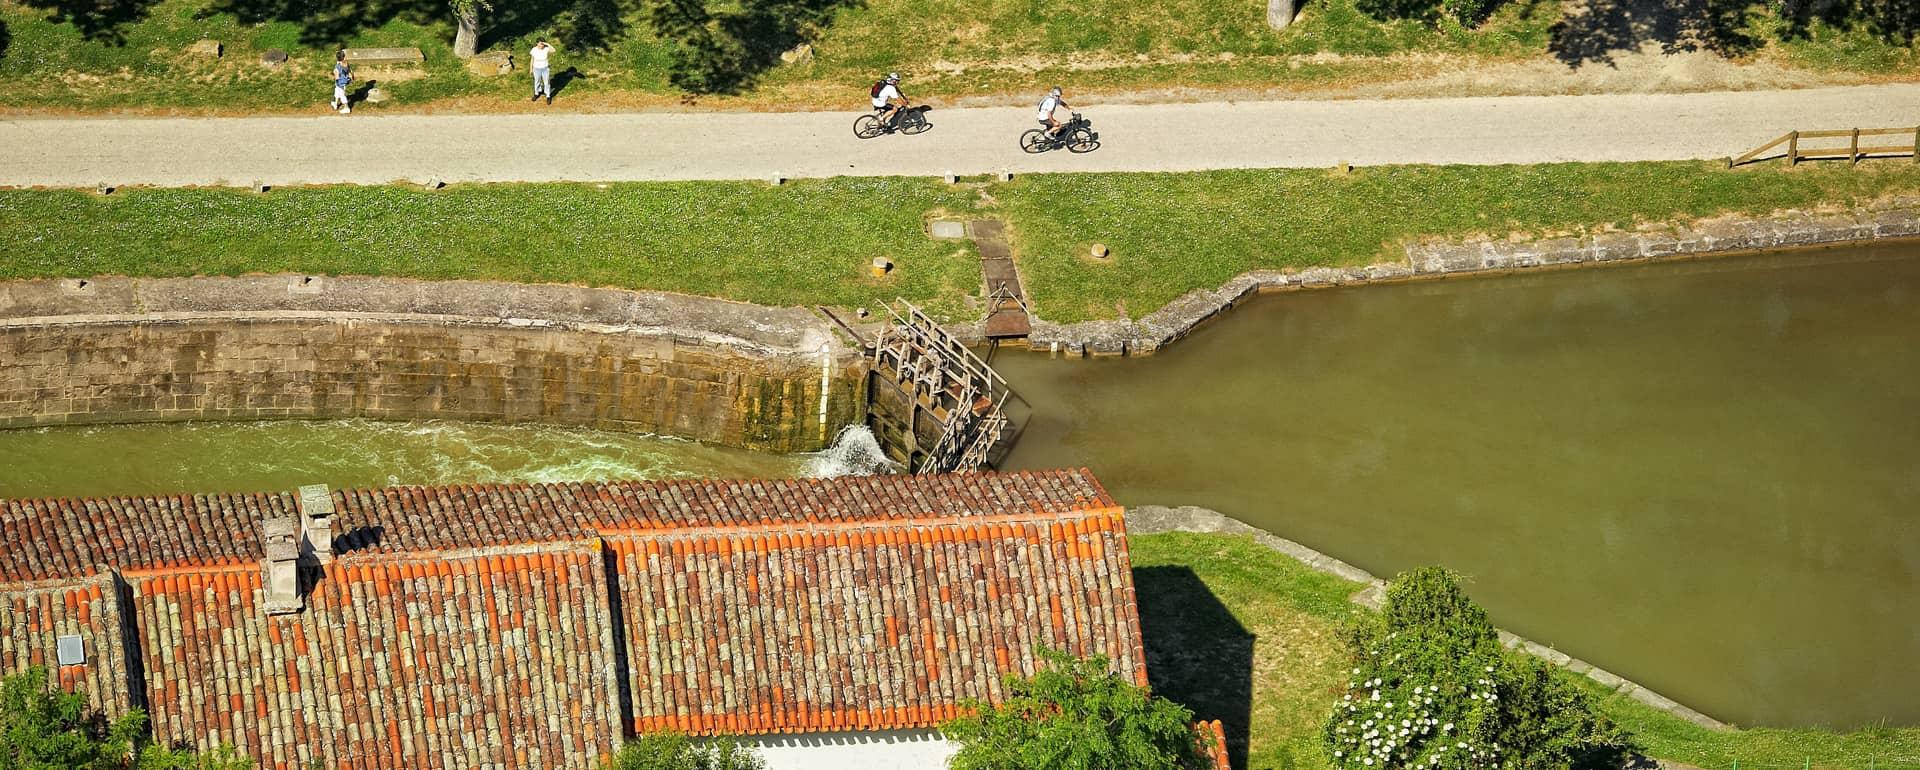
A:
[1066,127,1099,154]
[854,114,885,139]
[901,110,931,135]
[1019,129,1048,154]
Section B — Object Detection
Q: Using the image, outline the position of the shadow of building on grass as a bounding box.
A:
[1134,565,1255,770]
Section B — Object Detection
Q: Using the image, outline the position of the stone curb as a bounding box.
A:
[1125,504,1734,732]
[0,275,856,363]
[1028,204,1920,356]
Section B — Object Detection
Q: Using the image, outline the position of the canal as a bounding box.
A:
[995,241,1920,730]
[0,242,1912,728]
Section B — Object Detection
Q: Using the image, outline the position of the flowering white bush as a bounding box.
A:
[1324,568,1629,770]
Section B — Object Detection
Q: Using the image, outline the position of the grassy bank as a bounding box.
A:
[998,162,1920,321]
[0,178,984,318]
[8,161,1915,323]
[1128,531,1920,770]
[0,0,1914,112]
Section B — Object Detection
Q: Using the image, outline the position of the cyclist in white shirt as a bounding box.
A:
[1036,86,1070,140]
[870,72,905,131]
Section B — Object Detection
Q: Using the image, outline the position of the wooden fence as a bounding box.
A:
[1728,127,1920,168]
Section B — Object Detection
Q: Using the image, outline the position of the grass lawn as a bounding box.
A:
[0,0,1914,112]
[6,162,1920,323]
[1127,531,1920,770]
[0,178,986,318]
[996,161,1920,322]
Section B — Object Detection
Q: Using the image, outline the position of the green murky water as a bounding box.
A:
[0,244,1913,728]
[995,242,1920,729]
[0,419,808,498]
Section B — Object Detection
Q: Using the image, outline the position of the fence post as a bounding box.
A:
[1789,131,1800,165]
[1912,126,1917,163]
[1851,128,1861,165]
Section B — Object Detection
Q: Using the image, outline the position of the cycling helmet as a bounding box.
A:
[1049,86,1062,96]
[886,72,901,83]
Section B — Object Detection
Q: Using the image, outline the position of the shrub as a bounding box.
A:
[942,647,1211,770]
[602,731,766,770]
[1324,568,1631,770]
[0,667,251,769]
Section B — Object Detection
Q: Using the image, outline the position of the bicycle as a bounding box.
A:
[1019,113,1099,154]
[854,105,932,139]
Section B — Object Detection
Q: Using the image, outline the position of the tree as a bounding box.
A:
[1268,0,1297,29]
[450,0,491,58]
[942,648,1210,770]
[1324,568,1630,770]
[0,667,251,770]
[602,732,765,770]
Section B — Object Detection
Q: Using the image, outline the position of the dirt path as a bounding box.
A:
[3,83,1917,188]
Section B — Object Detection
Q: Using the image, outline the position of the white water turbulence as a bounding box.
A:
[802,425,899,478]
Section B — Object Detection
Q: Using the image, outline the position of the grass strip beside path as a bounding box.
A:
[1129,531,1920,770]
[997,161,1920,322]
[4,162,1919,324]
[0,178,984,318]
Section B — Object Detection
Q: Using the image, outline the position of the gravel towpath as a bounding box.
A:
[3,84,1917,188]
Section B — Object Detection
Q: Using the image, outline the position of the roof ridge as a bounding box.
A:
[595,505,1126,541]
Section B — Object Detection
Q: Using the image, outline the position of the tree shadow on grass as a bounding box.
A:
[0,20,11,62]
[200,0,439,48]
[488,0,630,52]
[1135,565,1255,770]
[1547,0,1759,66]
[17,0,163,44]
[657,0,864,94]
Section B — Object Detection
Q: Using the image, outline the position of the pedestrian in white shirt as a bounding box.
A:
[530,40,555,104]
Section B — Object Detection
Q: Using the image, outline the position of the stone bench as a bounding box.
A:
[342,47,425,67]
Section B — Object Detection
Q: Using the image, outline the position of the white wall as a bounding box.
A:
[747,729,956,770]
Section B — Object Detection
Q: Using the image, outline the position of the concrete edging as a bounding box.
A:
[1125,504,1734,732]
[1027,202,1920,356]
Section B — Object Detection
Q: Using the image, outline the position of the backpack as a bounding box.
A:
[871,80,885,98]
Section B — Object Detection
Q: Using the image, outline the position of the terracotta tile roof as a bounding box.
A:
[0,471,1142,769]
[1201,719,1232,770]
[0,471,1115,582]
[0,574,138,716]
[609,507,1144,735]
[130,544,624,770]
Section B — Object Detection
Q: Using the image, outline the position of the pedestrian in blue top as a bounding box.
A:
[330,51,353,114]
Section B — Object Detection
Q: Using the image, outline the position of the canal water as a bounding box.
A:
[0,244,1912,728]
[995,242,1920,729]
[0,419,809,498]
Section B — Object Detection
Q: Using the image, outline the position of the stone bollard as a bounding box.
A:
[870,258,893,278]
[188,40,223,58]
[1090,244,1110,260]
[997,170,1014,182]
[943,171,958,184]
[421,177,445,190]
[253,181,271,193]
[364,86,389,104]
[96,182,115,195]
[769,173,786,186]
[260,49,289,67]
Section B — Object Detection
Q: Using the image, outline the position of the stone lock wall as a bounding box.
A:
[0,277,866,453]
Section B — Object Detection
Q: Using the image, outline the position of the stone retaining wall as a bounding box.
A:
[1127,505,1734,732]
[0,276,865,453]
[1029,203,1920,356]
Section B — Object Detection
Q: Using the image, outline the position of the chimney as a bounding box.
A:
[297,483,334,564]
[262,515,302,615]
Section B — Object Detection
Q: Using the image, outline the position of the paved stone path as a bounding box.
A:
[3,84,1918,188]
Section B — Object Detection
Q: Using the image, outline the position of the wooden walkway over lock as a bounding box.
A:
[1729,126,1920,168]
